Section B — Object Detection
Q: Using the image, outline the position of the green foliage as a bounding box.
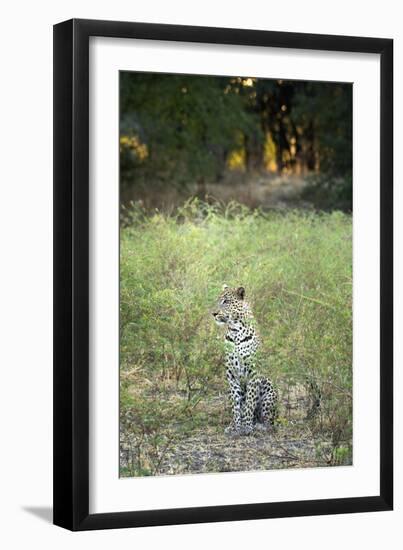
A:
[120,199,352,475]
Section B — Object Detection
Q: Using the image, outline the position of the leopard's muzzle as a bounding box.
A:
[212,311,229,325]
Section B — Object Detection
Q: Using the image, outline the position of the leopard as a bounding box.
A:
[212,284,278,436]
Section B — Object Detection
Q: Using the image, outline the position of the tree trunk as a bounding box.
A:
[306,120,316,171]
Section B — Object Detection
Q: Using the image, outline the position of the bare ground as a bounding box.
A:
[155,425,322,475]
[122,174,312,212]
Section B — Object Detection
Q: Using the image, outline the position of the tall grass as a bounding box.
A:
[120,199,352,476]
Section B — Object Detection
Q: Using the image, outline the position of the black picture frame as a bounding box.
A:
[53,18,393,531]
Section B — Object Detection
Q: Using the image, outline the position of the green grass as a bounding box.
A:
[120,199,352,476]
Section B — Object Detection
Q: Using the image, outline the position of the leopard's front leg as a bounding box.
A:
[225,365,243,435]
[241,378,260,435]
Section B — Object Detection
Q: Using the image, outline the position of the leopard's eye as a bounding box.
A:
[222,299,228,305]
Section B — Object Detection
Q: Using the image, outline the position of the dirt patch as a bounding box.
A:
[155,426,322,476]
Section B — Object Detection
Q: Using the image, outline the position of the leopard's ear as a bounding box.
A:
[222,284,229,290]
[237,287,245,299]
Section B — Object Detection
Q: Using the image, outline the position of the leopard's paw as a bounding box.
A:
[224,425,241,437]
[239,424,254,436]
[253,422,269,432]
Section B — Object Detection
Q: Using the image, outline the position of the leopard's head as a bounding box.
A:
[212,284,249,326]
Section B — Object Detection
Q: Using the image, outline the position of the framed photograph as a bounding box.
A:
[53,19,393,530]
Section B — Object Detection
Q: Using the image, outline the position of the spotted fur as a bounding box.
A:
[213,285,278,435]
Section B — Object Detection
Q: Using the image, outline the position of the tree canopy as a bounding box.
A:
[120,72,352,207]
